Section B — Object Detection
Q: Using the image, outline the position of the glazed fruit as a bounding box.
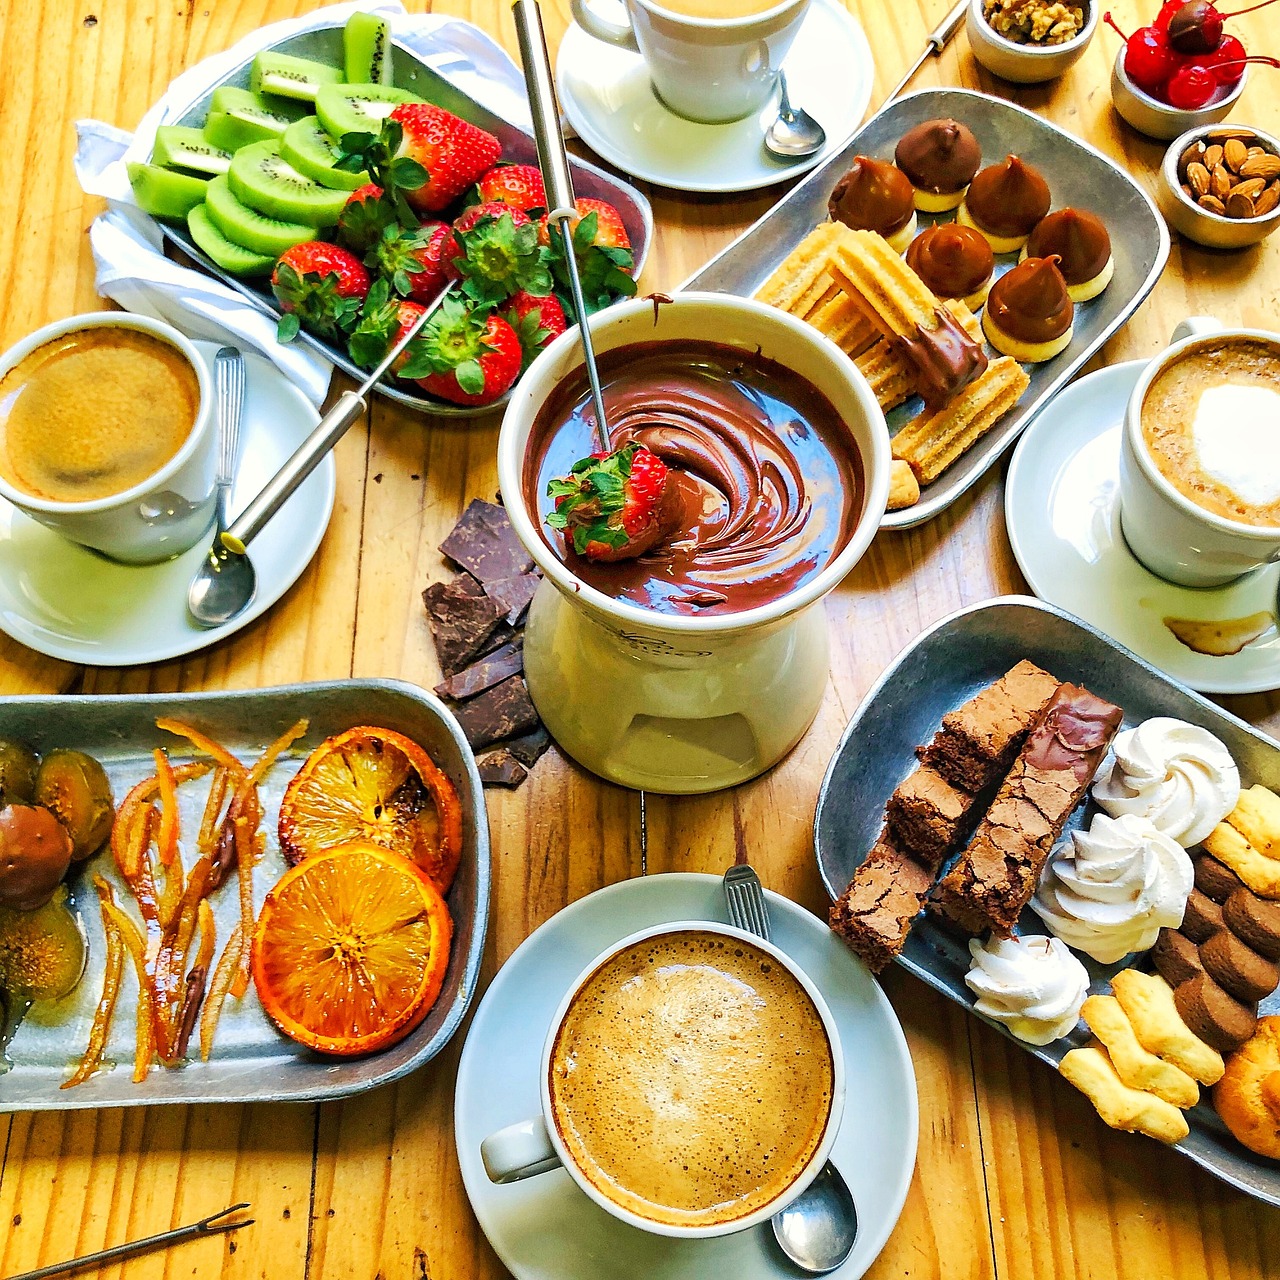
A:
[0,889,87,1002]
[399,296,523,407]
[0,741,39,808]
[271,240,370,342]
[0,805,73,912]
[33,749,113,862]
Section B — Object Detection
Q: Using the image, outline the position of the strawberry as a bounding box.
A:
[545,444,677,562]
[347,278,425,376]
[389,103,502,215]
[441,203,552,306]
[398,294,522,407]
[473,163,547,212]
[370,221,451,304]
[499,290,567,369]
[336,183,396,255]
[271,241,370,343]
[541,198,636,312]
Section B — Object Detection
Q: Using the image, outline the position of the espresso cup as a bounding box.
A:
[1119,317,1280,588]
[570,0,811,124]
[480,920,846,1239]
[0,313,217,565]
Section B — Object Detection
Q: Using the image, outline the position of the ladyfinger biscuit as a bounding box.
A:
[1081,995,1200,1108]
[891,357,1030,485]
[1204,821,1280,898]
[1195,853,1246,903]
[1059,1044,1190,1144]
[1223,889,1280,961]
[1110,968,1224,1085]
[1200,929,1280,1004]
[755,223,844,313]
[1227,786,1280,857]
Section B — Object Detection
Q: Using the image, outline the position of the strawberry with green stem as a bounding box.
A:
[347,278,425,375]
[499,290,566,370]
[441,203,552,306]
[336,183,398,255]
[335,119,433,227]
[542,198,637,314]
[370,220,451,304]
[397,293,522,407]
[271,241,370,343]
[472,163,547,212]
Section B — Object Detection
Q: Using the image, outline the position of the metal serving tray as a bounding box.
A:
[158,26,654,418]
[814,596,1280,1205]
[684,89,1170,530]
[0,680,489,1111]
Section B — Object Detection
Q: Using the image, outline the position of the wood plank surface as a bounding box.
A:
[0,0,1278,1277]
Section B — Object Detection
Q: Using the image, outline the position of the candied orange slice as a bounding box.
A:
[252,843,452,1057]
[278,726,463,893]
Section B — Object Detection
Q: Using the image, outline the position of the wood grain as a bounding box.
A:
[0,0,1278,1277]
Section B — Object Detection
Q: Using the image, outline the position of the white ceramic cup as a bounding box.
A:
[479,920,846,1239]
[1118,317,1280,588]
[0,312,216,565]
[569,0,811,124]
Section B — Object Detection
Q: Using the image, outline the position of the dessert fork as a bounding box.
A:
[723,863,772,940]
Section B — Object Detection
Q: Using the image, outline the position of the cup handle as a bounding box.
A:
[570,0,640,51]
[1170,316,1224,343]
[481,1116,563,1184]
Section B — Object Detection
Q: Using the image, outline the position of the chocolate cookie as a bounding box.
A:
[1181,889,1226,944]
[1199,929,1280,1004]
[1195,854,1247,904]
[1151,928,1205,988]
[1174,972,1258,1053]
[1223,890,1280,961]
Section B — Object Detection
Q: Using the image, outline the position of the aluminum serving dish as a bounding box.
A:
[814,595,1280,1205]
[684,88,1170,530]
[0,679,489,1111]
[159,26,653,419]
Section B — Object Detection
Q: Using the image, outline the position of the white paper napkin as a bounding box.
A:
[74,2,531,406]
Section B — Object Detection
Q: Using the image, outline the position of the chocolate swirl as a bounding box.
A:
[905,224,995,299]
[986,256,1074,344]
[524,343,863,616]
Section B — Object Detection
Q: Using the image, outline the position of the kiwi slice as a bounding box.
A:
[206,174,314,256]
[204,111,281,152]
[187,202,274,276]
[315,83,419,143]
[211,84,305,126]
[228,140,348,227]
[344,12,393,86]
[280,116,366,191]
[151,125,232,176]
[128,162,210,219]
[251,51,344,103]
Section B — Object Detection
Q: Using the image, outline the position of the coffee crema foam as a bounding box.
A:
[548,931,834,1228]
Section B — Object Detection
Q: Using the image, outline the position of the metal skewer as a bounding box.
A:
[6,1203,254,1280]
[512,0,611,453]
[881,0,969,107]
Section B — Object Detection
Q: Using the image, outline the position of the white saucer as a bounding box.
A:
[454,872,917,1280]
[556,0,873,195]
[0,342,334,668]
[1005,359,1280,696]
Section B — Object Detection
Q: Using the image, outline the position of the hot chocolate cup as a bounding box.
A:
[478,920,847,1240]
[0,312,216,565]
[1119,318,1280,588]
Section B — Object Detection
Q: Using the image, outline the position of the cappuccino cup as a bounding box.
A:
[479,921,845,1239]
[1119,317,1280,588]
[569,0,811,124]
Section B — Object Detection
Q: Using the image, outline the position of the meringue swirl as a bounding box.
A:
[964,934,1089,1046]
[1033,813,1194,964]
[1092,717,1240,847]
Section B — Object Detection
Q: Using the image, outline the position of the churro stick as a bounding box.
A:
[755,223,843,313]
[857,301,984,411]
[887,460,920,511]
[1059,1044,1190,1144]
[891,357,1029,484]
[809,296,877,356]
[802,282,842,320]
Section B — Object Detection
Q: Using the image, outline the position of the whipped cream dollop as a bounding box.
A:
[1033,813,1194,964]
[1092,717,1240,847]
[964,934,1089,1046]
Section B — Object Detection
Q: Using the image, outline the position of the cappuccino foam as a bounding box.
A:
[548,931,834,1229]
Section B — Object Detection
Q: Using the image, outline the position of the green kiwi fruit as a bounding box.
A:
[280,116,366,191]
[315,83,419,143]
[187,202,274,276]
[210,84,305,126]
[203,111,280,152]
[205,174,314,256]
[344,12,393,86]
[228,140,348,227]
[151,125,232,175]
[127,163,210,219]
[250,51,345,102]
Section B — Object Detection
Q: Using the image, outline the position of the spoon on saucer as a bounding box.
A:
[764,72,827,161]
[722,865,859,1274]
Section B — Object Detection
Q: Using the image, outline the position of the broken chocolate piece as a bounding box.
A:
[440,499,534,585]
[477,749,528,788]
[434,643,524,702]
[454,676,540,751]
[422,579,504,676]
[504,724,551,768]
[484,572,541,626]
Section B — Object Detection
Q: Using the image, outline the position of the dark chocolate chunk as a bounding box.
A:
[454,676,539,750]
[434,643,524,702]
[422,579,504,676]
[505,724,551,768]
[477,749,528,788]
[484,572,541,626]
[440,499,534,585]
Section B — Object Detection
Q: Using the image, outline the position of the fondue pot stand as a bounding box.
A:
[498,294,890,794]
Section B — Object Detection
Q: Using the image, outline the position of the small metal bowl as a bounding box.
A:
[1158,123,1280,249]
[1111,48,1247,141]
[966,0,1098,84]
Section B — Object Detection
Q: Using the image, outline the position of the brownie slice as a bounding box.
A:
[920,659,1061,794]
[933,683,1123,936]
[886,765,981,871]
[829,829,935,974]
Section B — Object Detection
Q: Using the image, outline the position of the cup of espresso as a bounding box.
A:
[480,921,845,1238]
[1119,318,1280,588]
[569,0,811,124]
[0,312,217,565]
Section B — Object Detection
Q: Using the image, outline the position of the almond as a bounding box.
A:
[1233,177,1269,202]
[1211,163,1234,200]
[1187,161,1211,195]
[1239,154,1280,181]
[1226,190,1255,219]
[1224,138,1249,172]
[1247,146,1266,161]
[1199,193,1227,214]
[1179,141,1207,179]
[1255,184,1280,217]
[1203,144,1225,171]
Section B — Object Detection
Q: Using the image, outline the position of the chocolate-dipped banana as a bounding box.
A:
[905,224,995,310]
[1023,208,1114,303]
[981,256,1074,363]
[895,118,982,212]
[828,157,917,254]
[958,155,1052,253]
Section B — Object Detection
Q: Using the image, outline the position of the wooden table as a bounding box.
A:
[1,1,1278,1276]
